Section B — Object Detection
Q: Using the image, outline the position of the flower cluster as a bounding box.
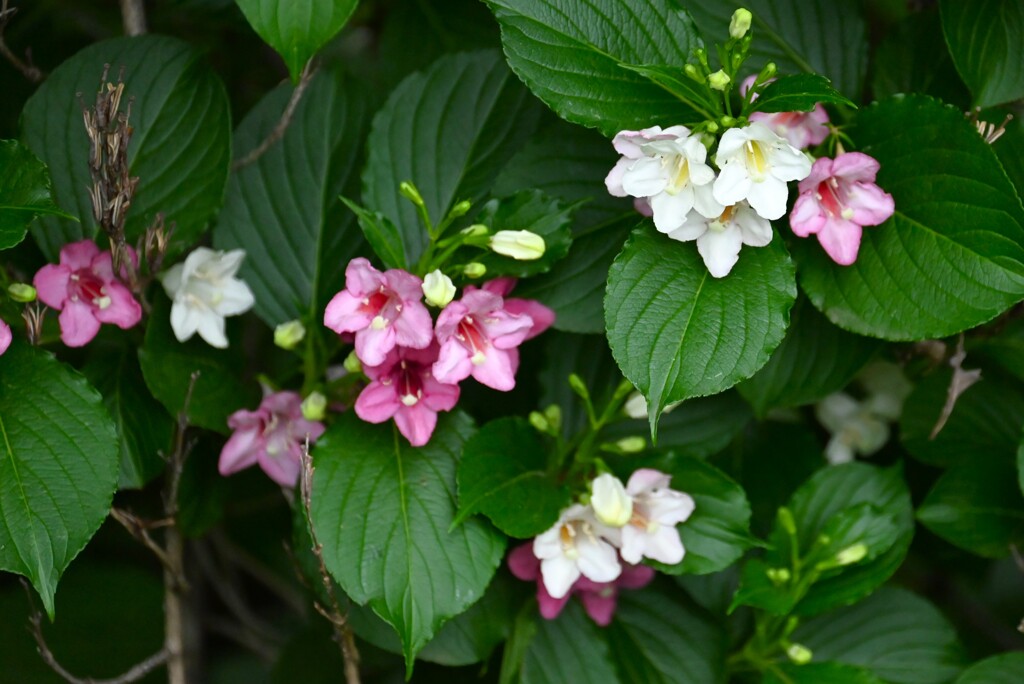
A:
[513,470,694,624]
[324,259,553,446]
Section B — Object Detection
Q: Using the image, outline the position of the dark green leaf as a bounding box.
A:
[520,601,622,684]
[362,50,542,265]
[216,69,372,326]
[730,558,799,615]
[472,191,573,278]
[795,95,1024,340]
[0,140,73,250]
[748,74,854,115]
[617,63,720,120]
[485,0,705,136]
[940,0,1024,108]
[538,331,623,439]
[605,223,796,434]
[0,343,119,617]
[955,653,1024,684]
[310,412,505,670]
[234,0,358,82]
[341,198,406,271]
[763,663,887,684]
[871,10,970,107]
[23,36,231,259]
[456,417,570,538]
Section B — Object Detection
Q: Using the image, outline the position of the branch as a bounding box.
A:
[929,334,982,439]
[118,0,146,36]
[232,60,317,171]
[110,507,177,580]
[0,1,44,82]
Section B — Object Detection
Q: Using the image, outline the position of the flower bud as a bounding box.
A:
[761,62,777,82]
[462,262,487,278]
[489,230,546,260]
[301,391,327,422]
[777,507,797,536]
[786,643,813,666]
[273,320,306,350]
[529,410,550,433]
[421,269,456,308]
[720,115,737,127]
[708,70,731,91]
[447,199,472,220]
[766,567,791,584]
[730,8,752,39]
[683,63,704,83]
[7,283,37,303]
[615,436,647,453]
[399,181,425,207]
[343,350,362,374]
[460,224,489,237]
[568,373,591,402]
[543,404,562,432]
[623,392,647,419]
[590,473,633,527]
[834,543,868,567]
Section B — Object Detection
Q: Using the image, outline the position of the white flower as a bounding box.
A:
[606,126,724,234]
[160,247,255,348]
[421,269,456,308]
[666,201,773,278]
[533,504,621,599]
[815,392,889,465]
[620,469,695,565]
[713,122,812,220]
[590,474,633,527]
[858,360,913,421]
[489,230,545,260]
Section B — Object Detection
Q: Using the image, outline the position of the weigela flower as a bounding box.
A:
[34,239,142,347]
[590,473,633,527]
[354,343,459,447]
[742,75,831,151]
[421,269,456,308]
[508,543,654,626]
[713,122,812,220]
[789,152,895,265]
[0,319,11,355]
[606,126,724,234]
[619,469,695,565]
[323,258,432,367]
[161,247,255,349]
[533,504,622,599]
[433,289,534,391]
[815,392,889,465]
[665,201,773,278]
[490,230,546,260]
[220,390,326,487]
[479,278,555,340]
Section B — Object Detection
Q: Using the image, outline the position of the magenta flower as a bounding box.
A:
[323,258,433,367]
[33,239,142,347]
[789,152,895,266]
[354,343,460,447]
[220,390,326,487]
[508,543,655,626]
[433,289,534,391]
[479,278,555,340]
[0,319,11,355]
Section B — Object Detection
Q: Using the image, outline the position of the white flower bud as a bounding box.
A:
[708,70,731,91]
[730,8,752,39]
[301,391,327,422]
[834,543,868,567]
[786,643,813,665]
[421,269,456,308]
[590,473,633,528]
[273,320,306,350]
[615,436,647,453]
[489,230,546,260]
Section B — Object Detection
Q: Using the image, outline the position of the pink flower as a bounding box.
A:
[0,320,11,355]
[742,75,831,150]
[323,258,433,367]
[508,543,655,626]
[220,390,326,487]
[354,343,460,447]
[33,239,142,347]
[433,289,534,391]
[789,152,895,266]
[479,278,555,340]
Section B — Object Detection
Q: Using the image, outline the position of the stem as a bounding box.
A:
[0,1,44,82]
[233,60,317,171]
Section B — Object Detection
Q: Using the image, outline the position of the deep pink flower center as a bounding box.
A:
[772,112,803,128]
[456,316,490,357]
[69,268,110,309]
[396,359,425,406]
[816,178,847,218]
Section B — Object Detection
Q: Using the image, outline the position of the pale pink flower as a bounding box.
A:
[433,289,534,391]
[220,390,326,487]
[0,320,11,355]
[508,542,654,626]
[323,258,433,367]
[354,343,459,447]
[742,75,831,150]
[789,152,895,266]
[619,469,695,565]
[33,239,142,347]
[533,504,622,599]
[479,278,555,340]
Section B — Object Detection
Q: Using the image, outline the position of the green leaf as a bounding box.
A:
[795,95,1024,340]
[456,417,569,538]
[215,69,372,326]
[605,223,796,434]
[234,0,358,82]
[0,140,73,250]
[970,317,1024,382]
[485,0,705,136]
[688,0,868,97]
[606,584,726,684]
[362,50,542,265]
[473,191,574,278]
[138,294,259,433]
[520,602,622,684]
[0,343,119,617]
[955,653,1024,684]
[747,74,854,115]
[940,0,1024,108]
[730,558,798,615]
[310,412,505,671]
[738,297,881,417]
[794,587,966,684]
[814,503,900,565]
[763,663,887,684]
[341,198,406,270]
[82,351,172,490]
[538,331,623,439]
[917,461,1024,558]
[22,36,231,260]
[617,63,720,120]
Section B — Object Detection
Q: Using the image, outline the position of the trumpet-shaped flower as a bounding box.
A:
[590,473,633,527]
[354,343,459,447]
[533,504,622,599]
[665,202,773,278]
[789,152,895,265]
[161,247,255,348]
[323,258,433,367]
[713,122,812,220]
[479,278,555,340]
[606,126,724,234]
[34,239,142,347]
[619,469,695,565]
[0,319,10,355]
[750,108,831,150]
[220,390,325,487]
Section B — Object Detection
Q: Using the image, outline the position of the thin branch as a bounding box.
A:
[232,60,318,171]
[0,1,44,82]
[929,334,982,439]
[110,507,176,578]
[118,0,147,36]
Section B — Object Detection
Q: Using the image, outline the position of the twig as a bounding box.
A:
[929,334,982,439]
[110,507,178,580]
[23,580,169,684]
[0,1,44,82]
[118,0,146,36]
[232,60,318,171]
[300,438,361,684]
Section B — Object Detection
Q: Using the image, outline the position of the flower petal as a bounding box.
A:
[93,282,142,329]
[58,301,101,347]
[354,381,400,423]
[394,403,438,446]
[696,225,743,278]
[60,240,100,270]
[33,264,70,309]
